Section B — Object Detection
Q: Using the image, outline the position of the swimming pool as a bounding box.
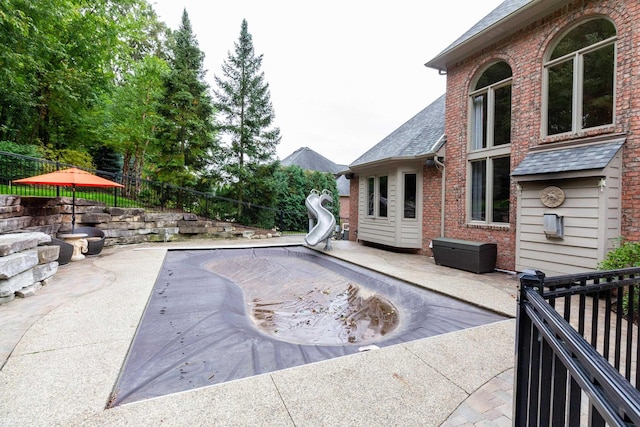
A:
[109,245,506,407]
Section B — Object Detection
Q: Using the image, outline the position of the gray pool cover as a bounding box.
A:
[109,246,506,407]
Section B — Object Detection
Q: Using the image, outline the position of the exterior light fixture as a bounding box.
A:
[598,178,607,192]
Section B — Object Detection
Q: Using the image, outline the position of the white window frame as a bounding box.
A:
[365,175,388,218]
[401,171,418,220]
[366,176,375,216]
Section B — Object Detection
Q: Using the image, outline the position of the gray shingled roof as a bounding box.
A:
[335,175,350,197]
[437,0,529,59]
[350,94,446,168]
[281,147,347,174]
[511,140,625,177]
[424,0,577,71]
[280,146,350,196]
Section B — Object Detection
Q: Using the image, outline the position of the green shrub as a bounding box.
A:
[0,141,41,157]
[598,238,640,270]
[38,146,94,169]
[599,238,640,321]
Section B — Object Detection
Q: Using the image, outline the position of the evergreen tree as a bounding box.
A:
[155,9,217,188]
[213,19,281,214]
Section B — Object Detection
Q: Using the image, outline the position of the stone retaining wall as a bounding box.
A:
[0,232,59,305]
[0,195,279,247]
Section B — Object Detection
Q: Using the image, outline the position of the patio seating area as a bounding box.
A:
[71,226,106,256]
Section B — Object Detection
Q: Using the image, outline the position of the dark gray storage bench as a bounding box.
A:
[431,237,497,274]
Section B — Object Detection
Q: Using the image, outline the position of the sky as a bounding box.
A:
[151,0,505,166]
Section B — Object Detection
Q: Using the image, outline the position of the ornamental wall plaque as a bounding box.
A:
[540,185,565,208]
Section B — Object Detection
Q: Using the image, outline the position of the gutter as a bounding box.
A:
[349,153,437,171]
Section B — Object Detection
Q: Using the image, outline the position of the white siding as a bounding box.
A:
[356,165,423,248]
[358,172,396,246]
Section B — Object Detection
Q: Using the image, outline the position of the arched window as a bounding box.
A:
[468,62,512,223]
[544,18,616,136]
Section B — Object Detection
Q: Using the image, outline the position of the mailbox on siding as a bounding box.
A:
[543,213,564,239]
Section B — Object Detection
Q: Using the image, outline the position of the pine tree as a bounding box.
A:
[214,19,281,214]
[155,9,217,188]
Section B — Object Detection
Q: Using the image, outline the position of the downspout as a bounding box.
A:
[431,134,446,238]
[434,156,446,237]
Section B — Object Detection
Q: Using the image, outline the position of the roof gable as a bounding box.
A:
[425,0,570,71]
[438,0,529,59]
[281,147,347,174]
[350,94,445,168]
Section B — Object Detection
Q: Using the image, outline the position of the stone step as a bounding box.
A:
[0,195,20,207]
[0,216,33,234]
[0,204,24,219]
[0,250,39,279]
[0,232,51,257]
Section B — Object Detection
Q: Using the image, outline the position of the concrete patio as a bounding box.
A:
[0,236,519,426]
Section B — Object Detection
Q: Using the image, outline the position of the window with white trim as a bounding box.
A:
[378,176,388,218]
[403,173,417,219]
[367,177,375,216]
[468,62,512,224]
[544,18,616,136]
[366,175,388,218]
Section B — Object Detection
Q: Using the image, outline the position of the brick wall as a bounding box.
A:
[442,0,639,270]
[421,163,443,255]
[338,196,350,225]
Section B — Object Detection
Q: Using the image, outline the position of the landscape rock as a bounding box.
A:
[16,282,42,298]
[0,216,32,234]
[0,250,39,279]
[35,245,60,264]
[0,232,50,257]
[0,293,15,305]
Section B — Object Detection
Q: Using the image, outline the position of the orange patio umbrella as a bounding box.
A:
[13,167,124,232]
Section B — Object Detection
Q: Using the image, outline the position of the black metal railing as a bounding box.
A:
[514,268,640,426]
[0,150,309,233]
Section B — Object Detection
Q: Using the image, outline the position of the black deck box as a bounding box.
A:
[431,238,497,274]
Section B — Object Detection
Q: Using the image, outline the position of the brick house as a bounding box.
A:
[348,0,639,275]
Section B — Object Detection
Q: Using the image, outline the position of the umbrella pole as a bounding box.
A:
[72,184,76,233]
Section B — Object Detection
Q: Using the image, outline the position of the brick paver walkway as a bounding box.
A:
[441,369,514,426]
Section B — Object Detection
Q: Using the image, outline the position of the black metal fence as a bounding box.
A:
[0,150,309,233]
[515,268,640,426]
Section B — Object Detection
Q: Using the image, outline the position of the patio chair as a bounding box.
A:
[73,226,106,256]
